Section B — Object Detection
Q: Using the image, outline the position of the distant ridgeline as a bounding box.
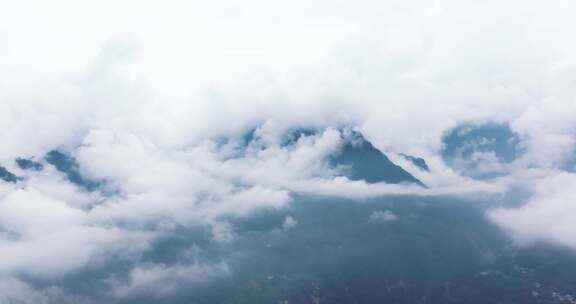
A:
[0,157,44,183]
[243,127,428,187]
[2,128,428,188]
[0,151,101,191]
[0,166,20,183]
[441,123,522,179]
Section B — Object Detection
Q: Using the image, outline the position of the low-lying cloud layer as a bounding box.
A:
[2,0,576,302]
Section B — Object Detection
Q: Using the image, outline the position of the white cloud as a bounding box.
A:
[112,261,230,299]
[0,278,84,304]
[1,0,576,297]
[490,172,576,250]
[369,210,398,223]
[282,216,298,231]
[0,187,149,278]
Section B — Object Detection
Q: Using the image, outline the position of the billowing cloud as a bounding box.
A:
[369,210,398,223]
[2,0,576,301]
[112,261,230,299]
[490,172,576,250]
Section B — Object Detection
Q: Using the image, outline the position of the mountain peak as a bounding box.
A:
[331,130,425,186]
